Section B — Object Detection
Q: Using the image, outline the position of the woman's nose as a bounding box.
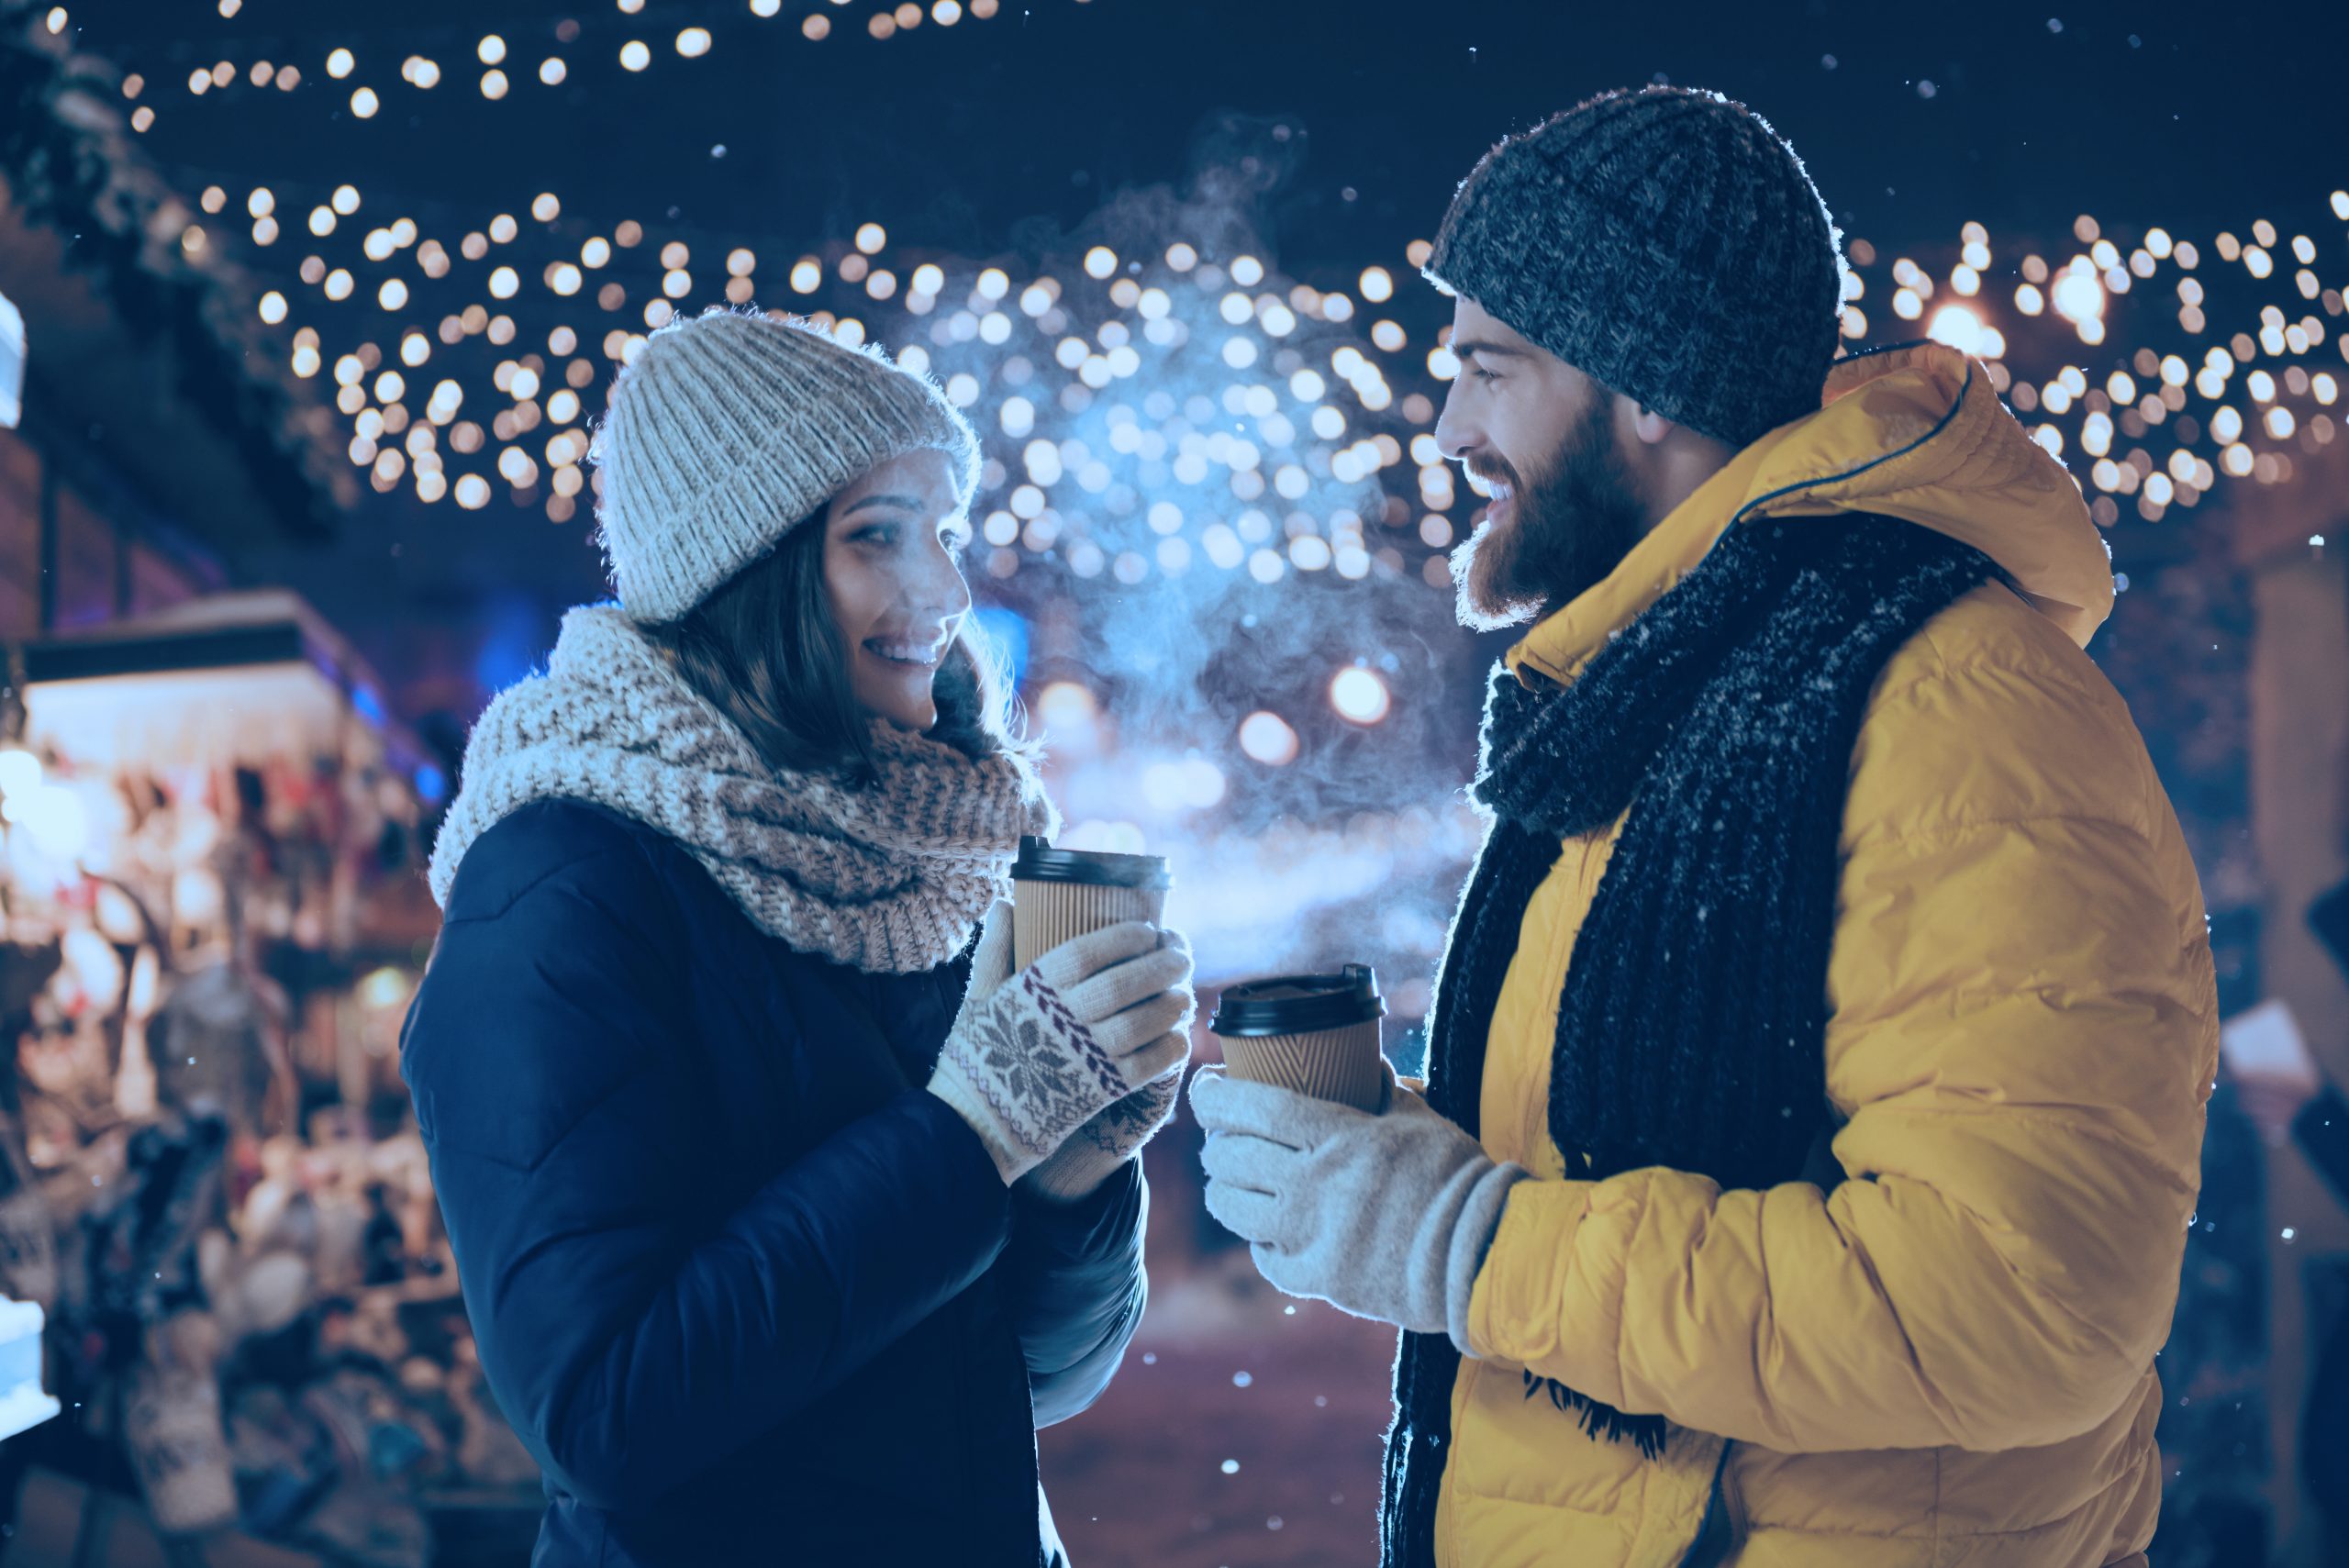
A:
[909,528,974,622]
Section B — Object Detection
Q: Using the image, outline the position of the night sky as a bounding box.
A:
[67,0,2349,725]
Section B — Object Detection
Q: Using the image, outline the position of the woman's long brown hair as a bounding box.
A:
[641,509,1026,783]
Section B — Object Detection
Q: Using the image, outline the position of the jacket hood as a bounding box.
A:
[1509,341,2114,687]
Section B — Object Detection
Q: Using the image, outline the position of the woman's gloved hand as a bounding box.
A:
[1019,929,1196,1203]
[929,903,1193,1184]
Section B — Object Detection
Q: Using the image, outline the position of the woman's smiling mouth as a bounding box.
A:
[863,637,943,669]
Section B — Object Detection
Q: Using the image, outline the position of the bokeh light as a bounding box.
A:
[1329,667,1391,725]
[1237,711,1300,765]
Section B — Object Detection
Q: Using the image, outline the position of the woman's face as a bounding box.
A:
[822,449,974,733]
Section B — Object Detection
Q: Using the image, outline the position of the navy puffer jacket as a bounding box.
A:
[400,798,1145,1567]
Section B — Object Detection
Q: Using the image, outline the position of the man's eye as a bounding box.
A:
[941,524,974,550]
[1472,367,1500,384]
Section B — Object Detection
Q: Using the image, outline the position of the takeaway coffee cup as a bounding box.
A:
[1209,964,1388,1113]
[1010,837,1173,972]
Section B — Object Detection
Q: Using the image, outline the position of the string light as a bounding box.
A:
[107,6,2344,543]
[250,193,2331,543]
[119,0,1017,134]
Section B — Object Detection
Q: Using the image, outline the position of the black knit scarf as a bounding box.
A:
[1379,516,1998,1568]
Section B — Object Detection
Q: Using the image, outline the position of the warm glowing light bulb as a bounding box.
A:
[1330,667,1391,726]
[2049,263,2105,324]
[1036,682,1098,733]
[1237,712,1299,765]
[0,751,45,798]
[1925,304,1995,357]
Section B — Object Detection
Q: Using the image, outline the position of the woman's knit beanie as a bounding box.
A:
[589,306,981,624]
[1428,86,1847,450]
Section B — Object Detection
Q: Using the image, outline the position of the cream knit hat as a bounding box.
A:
[589,306,982,624]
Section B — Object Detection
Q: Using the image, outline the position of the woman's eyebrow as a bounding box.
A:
[839,492,927,516]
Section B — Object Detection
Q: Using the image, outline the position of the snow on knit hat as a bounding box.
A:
[589,306,982,624]
[1427,86,1846,450]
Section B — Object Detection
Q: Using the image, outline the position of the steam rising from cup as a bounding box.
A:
[836,117,1493,1003]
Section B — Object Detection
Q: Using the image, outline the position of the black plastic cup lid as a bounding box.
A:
[1010,835,1172,890]
[1210,964,1386,1037]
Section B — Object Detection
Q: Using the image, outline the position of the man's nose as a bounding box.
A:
[1434,383,1477,462]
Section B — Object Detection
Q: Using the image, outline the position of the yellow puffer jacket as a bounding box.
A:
[1433,343,2219,1568]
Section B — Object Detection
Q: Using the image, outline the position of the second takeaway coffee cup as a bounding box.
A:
[1010,837,1173,972]
[1209,964,1388,1113]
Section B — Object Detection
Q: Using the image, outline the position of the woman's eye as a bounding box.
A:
[853,523,900,547]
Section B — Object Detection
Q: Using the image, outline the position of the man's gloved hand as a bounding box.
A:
[1190,1064,1528,1351]
[929,903,1191,1184]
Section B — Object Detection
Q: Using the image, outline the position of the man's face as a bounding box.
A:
[1433,298,1649,632]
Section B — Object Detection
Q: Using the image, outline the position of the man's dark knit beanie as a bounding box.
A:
[1428,86,1847,450]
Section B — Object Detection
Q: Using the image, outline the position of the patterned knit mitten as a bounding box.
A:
[1019,1053,1187,1203]
[929,904,1192,1184]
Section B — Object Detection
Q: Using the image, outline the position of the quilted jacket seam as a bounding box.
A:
[438,842,635,927]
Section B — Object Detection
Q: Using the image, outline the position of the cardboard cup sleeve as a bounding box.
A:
[1218,1018,1386,1113]
[1012,878,1167,972]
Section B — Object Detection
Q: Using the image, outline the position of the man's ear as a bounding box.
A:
[1628,402,1676,448]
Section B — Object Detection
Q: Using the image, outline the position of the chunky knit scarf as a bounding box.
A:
[428,605,1056,973]
[1381,516,1998,1568]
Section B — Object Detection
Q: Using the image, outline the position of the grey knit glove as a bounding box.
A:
[1191,1064,1528,1351]
[930,904,1192,1184]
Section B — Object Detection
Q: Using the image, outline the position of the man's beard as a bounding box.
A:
[1449,397,1648,633]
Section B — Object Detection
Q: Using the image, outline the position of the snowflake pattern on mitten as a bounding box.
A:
[1019,1056,1186,1202]
[1075,1072,1180,1156]
[933,968,1129,1177]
